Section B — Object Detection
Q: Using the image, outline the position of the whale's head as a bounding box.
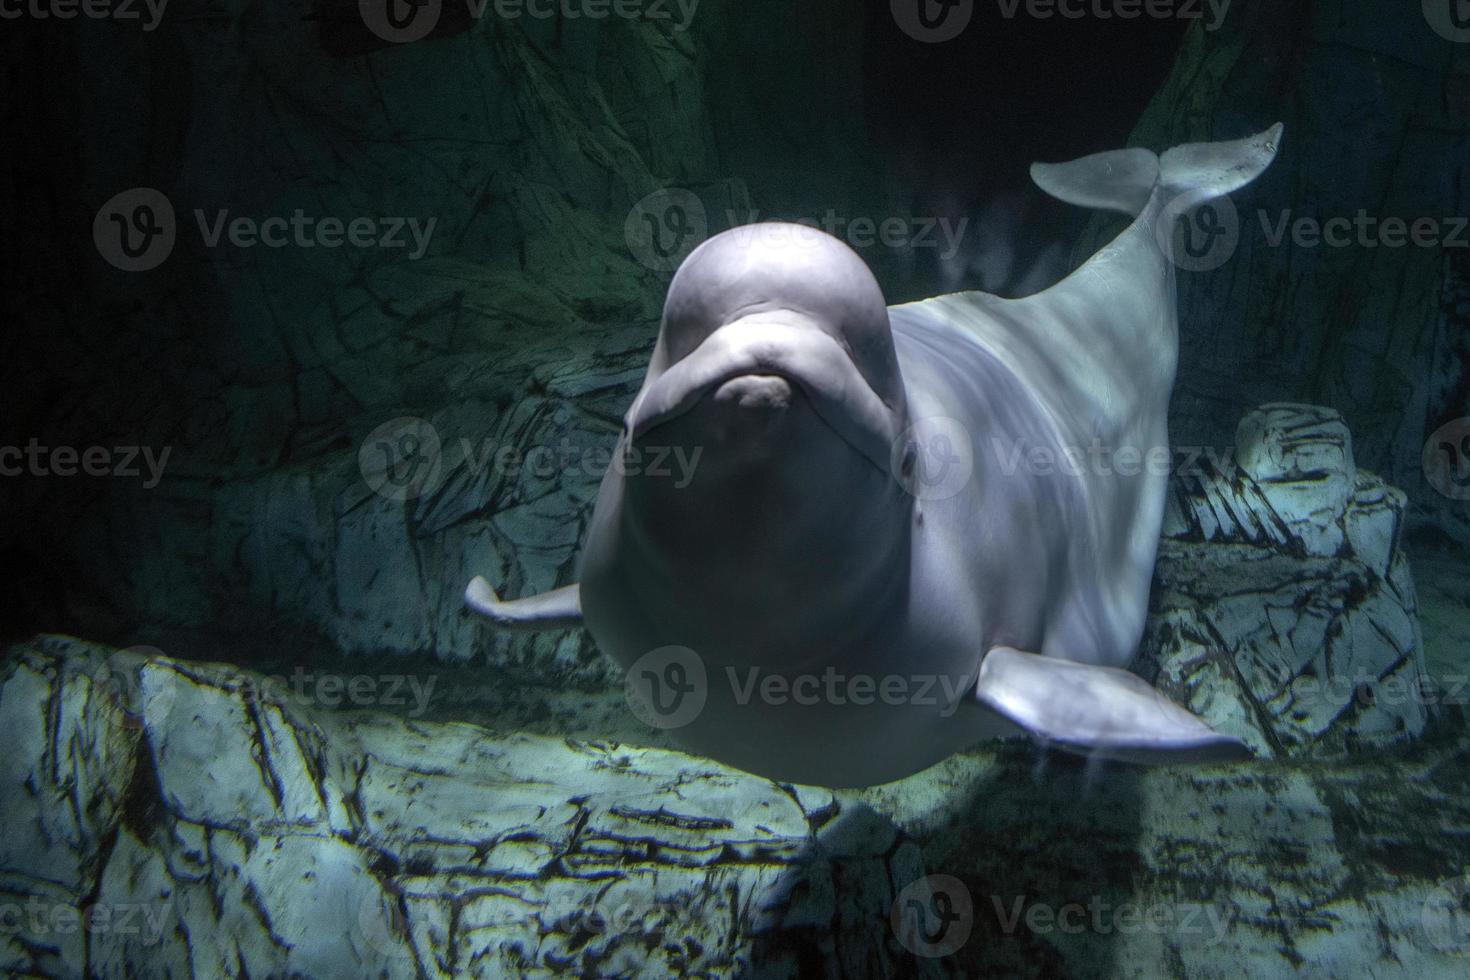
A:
[617,223,914,617]
[628,223,907,464]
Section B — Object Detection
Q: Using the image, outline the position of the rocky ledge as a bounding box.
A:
[1143,404,1431,757]
[0,637,942,979]
[4,636,1470,979]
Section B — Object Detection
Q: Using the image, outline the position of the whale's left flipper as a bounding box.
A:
[465,577,583,630]
[974,648,1251,765]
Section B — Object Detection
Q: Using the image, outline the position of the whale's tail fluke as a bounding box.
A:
[1029,123,1283,218]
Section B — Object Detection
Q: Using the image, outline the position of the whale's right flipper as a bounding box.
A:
[465,577,583,631]
[974,647,1252,766]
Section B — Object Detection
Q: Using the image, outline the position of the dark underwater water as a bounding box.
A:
[1,0,1469,977]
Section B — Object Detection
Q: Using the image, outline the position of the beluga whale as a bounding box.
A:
[466,124,1284,787]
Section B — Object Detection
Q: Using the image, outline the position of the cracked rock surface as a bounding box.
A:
[1073,0,1470,542]
[6,635,1470,978]
[0,637,943,979]
[1146,405,1429,757]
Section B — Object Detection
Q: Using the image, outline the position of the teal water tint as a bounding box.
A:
[1,0,1468,976]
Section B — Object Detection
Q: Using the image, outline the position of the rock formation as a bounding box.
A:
[0,637,941,979]
[1145,404,1429,757]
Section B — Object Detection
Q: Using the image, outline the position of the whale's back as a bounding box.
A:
[886,125,1283,667]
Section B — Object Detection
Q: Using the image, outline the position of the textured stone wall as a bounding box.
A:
[0,637,943,979]
[5,635,1469,977]
[2,0,1461,671]
[1074,0,1470,536]
[0,0,889,663]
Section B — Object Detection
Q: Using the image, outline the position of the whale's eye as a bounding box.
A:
[900,441,918,479]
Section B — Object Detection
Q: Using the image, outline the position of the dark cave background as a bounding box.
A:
[0,0,1465,673]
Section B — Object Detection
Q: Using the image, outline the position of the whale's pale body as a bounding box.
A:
[467,126,1283,787]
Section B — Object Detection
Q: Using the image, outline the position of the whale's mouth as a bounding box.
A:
[624,317,900,471]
